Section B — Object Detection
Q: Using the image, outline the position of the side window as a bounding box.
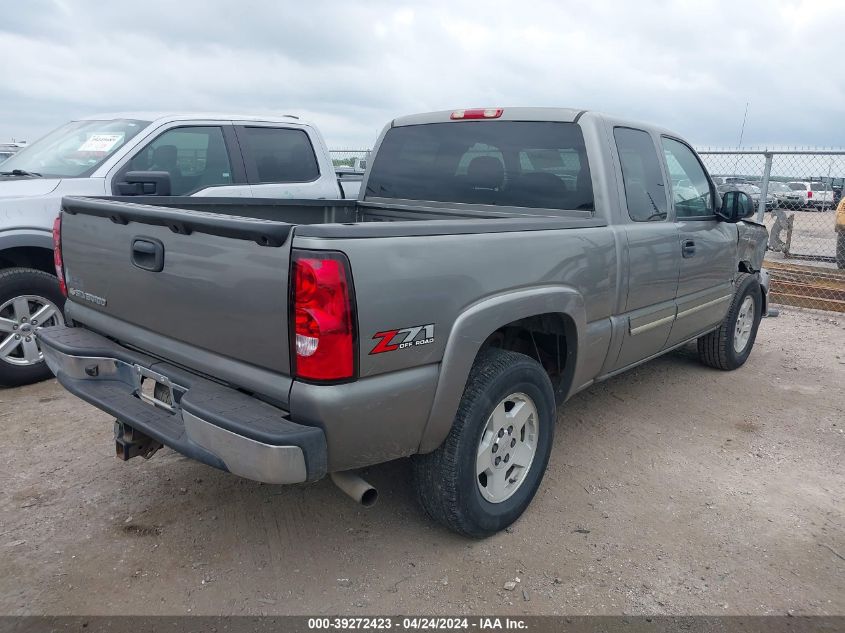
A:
[240,127,319,183]
[129,126,233,195]
[661,137,714,218]
[613,127,668,222]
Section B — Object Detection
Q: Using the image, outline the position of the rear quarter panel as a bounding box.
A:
[295,227,616,378]
[291,226,617,463]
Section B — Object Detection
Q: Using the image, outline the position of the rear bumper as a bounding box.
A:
[38,326,327,484]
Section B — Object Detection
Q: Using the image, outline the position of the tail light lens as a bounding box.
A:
[52,214,67,297]
[807,190,813,198]
[291,250,355,381]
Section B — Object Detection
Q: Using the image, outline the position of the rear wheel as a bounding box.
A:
[697,273,762,371]
[412,349,555,537]
[0,268,65,387]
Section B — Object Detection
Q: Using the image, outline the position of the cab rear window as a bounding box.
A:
[365,121,594,211]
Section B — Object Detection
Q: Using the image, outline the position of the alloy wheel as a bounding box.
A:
[0,295,64,366]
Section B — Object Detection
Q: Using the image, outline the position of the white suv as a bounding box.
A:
[785,181,835,210]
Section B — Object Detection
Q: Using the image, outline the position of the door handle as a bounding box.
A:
[131,237,165,272]
[682,239,696,258]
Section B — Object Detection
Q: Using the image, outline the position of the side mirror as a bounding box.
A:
[717,190,755,222]
[116,171,172,196]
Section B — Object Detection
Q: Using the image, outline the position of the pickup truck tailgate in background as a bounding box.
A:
[60,202,293,376]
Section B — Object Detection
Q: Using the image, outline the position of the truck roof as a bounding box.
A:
[77,112,310,126]
[390,107,684,140]
[392,107,587,127]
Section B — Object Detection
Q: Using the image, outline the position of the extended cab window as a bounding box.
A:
[128,126,233,196]
[239,127,319,183]
[613,127,668,222]
[661,137,714,218]
[366,121,594,211]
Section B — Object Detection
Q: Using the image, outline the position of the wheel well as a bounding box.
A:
[736,265,768,315]
[0,247,55,275]
[478,312,577,403]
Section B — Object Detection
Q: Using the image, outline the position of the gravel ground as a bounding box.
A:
[0,306,843,616]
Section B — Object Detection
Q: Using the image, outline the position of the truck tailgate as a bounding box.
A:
[60,197,294,379]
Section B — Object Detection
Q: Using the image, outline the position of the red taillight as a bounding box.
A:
[450,108,503,120]
[52,214,67,297]
[807,190,813,198]
[291,251,355,381]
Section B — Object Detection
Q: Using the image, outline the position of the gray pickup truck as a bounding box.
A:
[38,107,768,537]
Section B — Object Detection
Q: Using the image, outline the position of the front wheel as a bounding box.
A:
[697,273,762,371]
[412,349,556,537]
[0,268,66,387]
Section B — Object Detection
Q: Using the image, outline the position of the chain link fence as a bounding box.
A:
[334,147,845,312]
[329,149,370,170]
[698,150,845,312]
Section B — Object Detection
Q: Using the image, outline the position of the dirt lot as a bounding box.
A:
[1,307,843,616]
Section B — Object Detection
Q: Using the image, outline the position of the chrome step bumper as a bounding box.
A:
[38,326,326,484]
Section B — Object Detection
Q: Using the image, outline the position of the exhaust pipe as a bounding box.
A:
[330,471,378,507]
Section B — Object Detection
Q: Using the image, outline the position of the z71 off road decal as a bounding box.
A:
[370,324,435,355]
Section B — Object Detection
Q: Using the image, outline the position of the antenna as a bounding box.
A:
[733,101,750,176]
[737,101,749,148]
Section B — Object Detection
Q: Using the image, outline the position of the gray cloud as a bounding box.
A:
[1,0,843,149]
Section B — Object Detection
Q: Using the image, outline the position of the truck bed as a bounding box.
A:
[58,195,602,411]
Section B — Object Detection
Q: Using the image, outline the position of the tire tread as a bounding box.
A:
[697,272,759,371]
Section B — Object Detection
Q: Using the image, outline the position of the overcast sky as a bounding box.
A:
[1,0,843,150]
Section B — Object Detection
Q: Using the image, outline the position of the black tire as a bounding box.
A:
[0,267,65,387]
[836,233,845,270]
[412,349,556,537]
[697,273,762,371]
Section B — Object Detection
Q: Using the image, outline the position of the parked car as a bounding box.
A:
[717,182,768,210]
[767,181,799,209]
[712,176,748,186]
[830,178,843,208]
[785,181,835,210]
[0,113,360,386]
[39,107,768,537]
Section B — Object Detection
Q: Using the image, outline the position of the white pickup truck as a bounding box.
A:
[0,112,359,386]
